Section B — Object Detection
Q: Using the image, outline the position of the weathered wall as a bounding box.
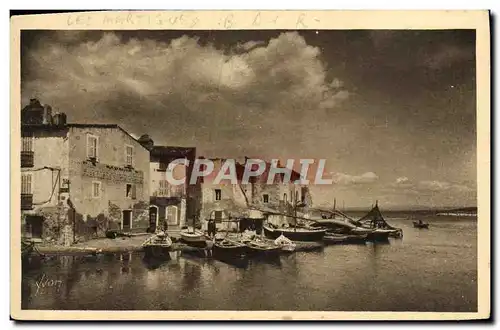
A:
[150,161,186,197]
[21,128,73,244]
[67,126,150,235]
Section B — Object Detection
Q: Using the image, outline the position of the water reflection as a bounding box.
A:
[21,218,478,312]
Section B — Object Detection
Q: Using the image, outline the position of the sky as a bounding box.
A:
[20,29,477,209]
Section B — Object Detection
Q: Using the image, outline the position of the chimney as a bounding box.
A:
[137,134,154,150]
[43,105,53,125]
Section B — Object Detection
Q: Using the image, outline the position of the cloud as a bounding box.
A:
[395,176,409,184]
[418,180,474,193]
[332,171,379,185]
[386,177,475,195]
[22,31,349,156]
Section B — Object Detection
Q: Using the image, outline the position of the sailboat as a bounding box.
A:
[180,215,207,247]
[262,191,326,242]
[353,201,403,240]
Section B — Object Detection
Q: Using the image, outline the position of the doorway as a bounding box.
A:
[122,210,132,231]
[149,206,158,232]
[25,215,44,240]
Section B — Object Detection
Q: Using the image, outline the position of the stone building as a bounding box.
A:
[198,157,312,232]
[20,99,150,245]
[137,134,200,233]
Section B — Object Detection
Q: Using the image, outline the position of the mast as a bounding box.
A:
[294,187,297,232]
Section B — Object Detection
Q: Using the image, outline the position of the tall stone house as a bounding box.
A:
[137,134,200,233]
[20,99,150,245]
[199,157,312,231]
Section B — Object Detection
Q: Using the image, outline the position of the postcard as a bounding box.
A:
[10,10,490,321]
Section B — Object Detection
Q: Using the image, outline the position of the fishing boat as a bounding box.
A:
[180,215,207,247]
[323,233,367,245]
[142,232,172,258]
[242,237,282,257]
[273,234,296,252]
[354,201,404,239]
[180,228,207,247]
[212,238,247,259]
[263,223,327,242]
[413,221,429,229]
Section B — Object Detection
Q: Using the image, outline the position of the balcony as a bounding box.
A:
[21,194,33,210]
[21,151,34,168]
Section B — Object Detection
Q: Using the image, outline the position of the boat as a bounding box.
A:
[353,201,404,239]
[413,221,429,229]
[263,223,327,242]
[142,232,172,258]
[179,214,207,247]
[242,237,282,257]
[180,228,207,247]
[273,234,296,252]
[323,233,367,245]
[212,238,247,259]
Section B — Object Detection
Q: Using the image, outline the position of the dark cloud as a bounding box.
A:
[21,29,476,208]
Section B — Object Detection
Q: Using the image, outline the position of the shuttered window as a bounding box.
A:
[125,145,133,166]
[92,181,101,198]
[21,136,33,152]
[158,180,168,196]
[87,135,98,159]
[21,173,32,194]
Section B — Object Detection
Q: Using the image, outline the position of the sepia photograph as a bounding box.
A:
[10,10,490,321]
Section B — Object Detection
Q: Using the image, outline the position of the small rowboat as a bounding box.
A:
[263,224,327,242]
[413,221,429,229]
[213,239,247,259]
[273,234,297,252]
[180,228,207,247]
[323,233,367,245]
[142,232,172,258]
[243,238,282,257]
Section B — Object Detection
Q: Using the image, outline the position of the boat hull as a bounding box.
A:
[244,242,282,257]
[413,222,429,229]
[366,230,390,242]
[323,234,367,245]
[143,245,171,259]
[263,225,326,242]
[180,230,207,247]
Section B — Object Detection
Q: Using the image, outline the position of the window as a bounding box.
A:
[125,145,134,167]
[283,193,287,203]
[87,134,99,160]
[21,136,33,152]
[126,184,136,199]
[263,194,269,203]
[21,173,32,194]
[214,210,223,223]
[158,180,168,196]
[214,189,222,201]
[295,191,299,203]
[167,206,178,225]
[92,181,101,198]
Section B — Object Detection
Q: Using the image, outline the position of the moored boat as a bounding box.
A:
[263,223,327,242]
[180,228,207,248]
[354,201,404,239]
[273,234,296,252]
[323,233,367,245]
[242,238,282,257]
[212,238,247,259]
[365,229,391,242]
[142,232,172,259]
